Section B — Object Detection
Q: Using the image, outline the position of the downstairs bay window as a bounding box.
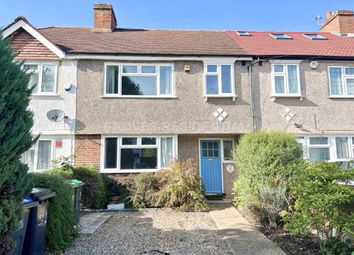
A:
[102,136,177,173]
[104,63,174,97]
[299,136,354,162]
[21,140,53,171]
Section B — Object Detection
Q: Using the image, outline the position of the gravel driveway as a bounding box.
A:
[63,209,232,255]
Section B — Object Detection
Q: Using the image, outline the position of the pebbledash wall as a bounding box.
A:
[253,60,354,133]
[29,60,77,162]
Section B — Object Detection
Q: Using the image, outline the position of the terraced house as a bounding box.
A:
[3,4,354,198]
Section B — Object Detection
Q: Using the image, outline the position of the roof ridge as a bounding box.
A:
[39,26,228,32]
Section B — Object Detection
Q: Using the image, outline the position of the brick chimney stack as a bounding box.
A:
[321,10,354,34]
[93,4,117,32]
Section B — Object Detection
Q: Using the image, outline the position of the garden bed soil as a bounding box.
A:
[263,229,321,255]
[239,207,322,255]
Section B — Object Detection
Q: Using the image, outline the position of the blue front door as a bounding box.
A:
[200,140,223,194]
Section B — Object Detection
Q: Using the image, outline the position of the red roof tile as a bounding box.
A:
[226,31,354,58]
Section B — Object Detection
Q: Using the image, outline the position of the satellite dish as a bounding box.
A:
[47,109,65,122]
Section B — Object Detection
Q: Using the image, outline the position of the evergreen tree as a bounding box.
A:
[0,30,36,254]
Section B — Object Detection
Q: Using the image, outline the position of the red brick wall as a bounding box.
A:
[75,135,101,169]
[11,28,58,60]
[93,4,116,32]
[321,10,354,34]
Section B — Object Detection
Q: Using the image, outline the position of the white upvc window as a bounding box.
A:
[271,63,301,96]
[23,62,58,95]
[21,139,54,172]
[101,135,177,173]
[203,62,235,97]
[104,63,174,97]
[302,136,354,162]
[328,66,354,97]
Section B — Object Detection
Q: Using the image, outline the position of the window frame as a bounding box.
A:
[271,63,301,97]
[23,61,58,96]
[21,139,55,172]
[221,139,235,162]
[101,135,178,173]
[302,136,354,162]
[203,61,235,98]
[328,66,354,98]
[103,63,175,98]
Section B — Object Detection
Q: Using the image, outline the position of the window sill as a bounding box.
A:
[270,95,303,102]
[101,95,177,99]
[31,94,60,97]
[100,168,160,174]
[329,96,354,99]
[204,95,238,102]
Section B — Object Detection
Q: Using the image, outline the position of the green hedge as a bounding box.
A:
[233,131,304,230]
[30,172,77,253]
[71,166,108,209]
[51,162,108,209]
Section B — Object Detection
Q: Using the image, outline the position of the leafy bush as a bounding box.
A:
[51,159,108,209]
[233,131,303,230]
[71,166,108,209]
[127,160,208,212]
[281,162,354,255]
[128,173,158,208]
[30,172,77,253]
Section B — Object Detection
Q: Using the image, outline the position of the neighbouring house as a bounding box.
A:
[3,17,76,172]
[2,5,354,198]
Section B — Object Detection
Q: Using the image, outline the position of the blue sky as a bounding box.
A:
[1,0,354,31]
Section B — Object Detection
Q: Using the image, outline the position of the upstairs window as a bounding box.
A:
[104,64,174,97]
[23,62,58,95]
[204,63,234,96]
[271,64,301,96]
[328,66,354,97]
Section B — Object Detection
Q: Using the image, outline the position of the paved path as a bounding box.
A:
[209,203,286,255]
[79,212,113,234]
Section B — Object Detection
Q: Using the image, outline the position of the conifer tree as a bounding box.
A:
[0,30,36,254]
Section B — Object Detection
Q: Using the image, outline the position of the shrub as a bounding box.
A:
[0,30,36,254]
[155,160,209,212]
[71,166,108,209]
[127,173,158,208]
[30,172,77,253]
[281,162,354,255]
[50,160,108,209]
[233,131,303,230]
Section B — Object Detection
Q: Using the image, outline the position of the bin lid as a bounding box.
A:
[22,198,38,208]
[65,179,85,187]
[30,188,56,201]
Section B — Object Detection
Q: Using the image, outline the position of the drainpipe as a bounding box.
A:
[247,58,260,130]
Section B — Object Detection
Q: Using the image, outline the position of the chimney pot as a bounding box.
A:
[93,4,117,32]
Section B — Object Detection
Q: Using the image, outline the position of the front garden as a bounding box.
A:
[233,131,354,255]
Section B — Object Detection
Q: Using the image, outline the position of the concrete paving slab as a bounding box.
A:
[79,212,113,234]
[209,203,286,255]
